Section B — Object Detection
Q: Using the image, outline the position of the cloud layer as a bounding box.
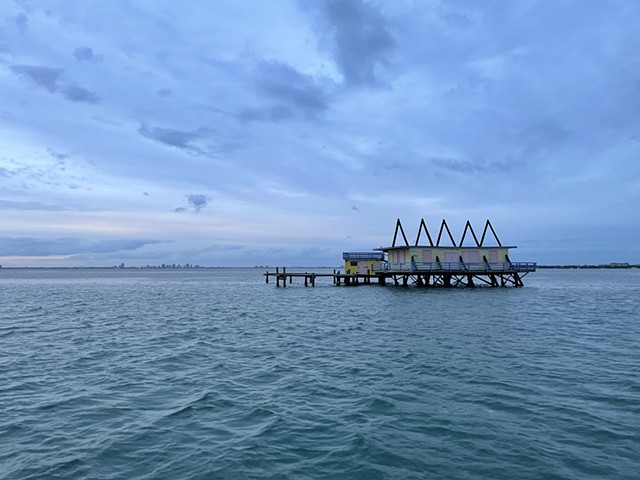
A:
[1,0,639,266]
[0,237,161,257]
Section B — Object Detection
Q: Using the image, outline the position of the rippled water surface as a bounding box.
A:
[1,268,639,479]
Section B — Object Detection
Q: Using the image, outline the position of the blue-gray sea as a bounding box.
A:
[1,268,639,480]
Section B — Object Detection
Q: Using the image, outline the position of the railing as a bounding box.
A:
[342,252,385,261]
[372,262,537,273]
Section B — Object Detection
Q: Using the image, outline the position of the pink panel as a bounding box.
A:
[444,252,458,262]
[462,250,480,263]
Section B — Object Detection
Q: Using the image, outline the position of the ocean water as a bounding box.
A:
[1,268,639,480]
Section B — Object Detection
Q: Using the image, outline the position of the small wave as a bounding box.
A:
[360,396,397,414]
[161,391,236,420]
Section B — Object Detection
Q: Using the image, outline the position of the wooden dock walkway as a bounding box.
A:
[263,267,363,287]
[264,262,536,288]
[263,267,333,287]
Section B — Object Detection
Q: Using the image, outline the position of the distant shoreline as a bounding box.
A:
[0,266,341,270]
[0,264,638,270]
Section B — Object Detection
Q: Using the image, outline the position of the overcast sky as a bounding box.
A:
[1,0,639,267]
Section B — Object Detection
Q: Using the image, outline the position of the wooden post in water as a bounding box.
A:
[311,274,316,287]
[514,272,523,287]
[283,267,286,288]
[265,270,269,283]
[276,267,280,287]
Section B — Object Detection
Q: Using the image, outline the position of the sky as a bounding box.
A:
[1,0,639,267]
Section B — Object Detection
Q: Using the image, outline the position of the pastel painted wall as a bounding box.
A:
[344,259,381,275]
[387,247,511,263]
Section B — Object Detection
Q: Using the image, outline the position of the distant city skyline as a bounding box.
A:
[1,1,639,267]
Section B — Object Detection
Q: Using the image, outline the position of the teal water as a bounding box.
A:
[1,268,639,479]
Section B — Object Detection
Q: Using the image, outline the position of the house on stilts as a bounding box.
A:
[265,218,535,287]
[342,218,536,287]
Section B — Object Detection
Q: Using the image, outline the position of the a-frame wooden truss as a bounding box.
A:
[379,218,530,287]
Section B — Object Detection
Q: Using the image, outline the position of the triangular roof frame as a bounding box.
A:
[391,218,409,247]
[414,218,434,246]
[435,219,457,247]
[459,220,480,247]
[479,219,502,246]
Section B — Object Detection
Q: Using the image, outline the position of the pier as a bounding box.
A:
[264,268,378,287]
[264,217,536,288]
[264,261,536,287]
[264,267,334,287]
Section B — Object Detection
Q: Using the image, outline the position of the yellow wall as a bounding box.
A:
[389,247,511,263]
[344,259,381,275]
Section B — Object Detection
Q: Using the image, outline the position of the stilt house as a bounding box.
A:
[378,218,515,269]
[342,218,535,287]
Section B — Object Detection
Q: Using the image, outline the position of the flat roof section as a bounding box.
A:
[343,252,385,260]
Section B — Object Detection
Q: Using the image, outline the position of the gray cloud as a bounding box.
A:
[73,47,101,62]
[430,156,519,175]
[61,84,101,103]
[15,13,29,33]
[238,61,330,123]
[11,64,100,103]
[186,194,210,212]
[138,122,240,159]
[306,0,396,85]
[11,65,62,92]
[47,149,70,160]
[173,194,211,213]
[254,60,329,118]
[430,157,484,174]
[138,123,202,149]
[0,237,162,256]
[384,163,410,170]
[157,88,172,97]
